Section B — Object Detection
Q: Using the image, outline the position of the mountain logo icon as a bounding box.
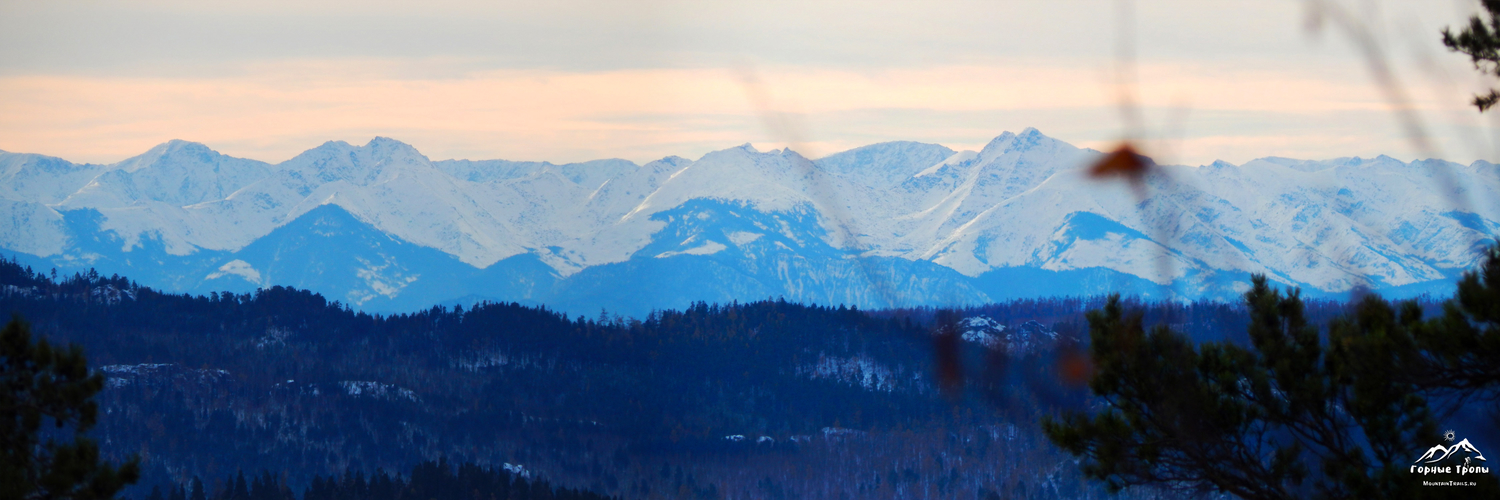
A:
[1414,438,1487,464]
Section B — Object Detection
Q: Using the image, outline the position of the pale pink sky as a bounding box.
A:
[0,0,1495,166]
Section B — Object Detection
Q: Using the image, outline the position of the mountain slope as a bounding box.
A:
[192,203,483,309]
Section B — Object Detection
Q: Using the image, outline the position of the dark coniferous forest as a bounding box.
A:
[141,460,616,500]
[0,256,1381,500]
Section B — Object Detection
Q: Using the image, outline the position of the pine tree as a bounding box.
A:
[1410,245,1500,394]
[189,477,206,500]
[1,314,139,499]
[1042,247,1500,499]
[229,470,248,500]
[1444,0,1500,111]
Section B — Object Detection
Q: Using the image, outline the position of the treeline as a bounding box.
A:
[140,460,616,500]
[887,289,1422,345]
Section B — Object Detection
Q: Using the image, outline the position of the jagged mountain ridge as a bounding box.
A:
[1,129,1495,316]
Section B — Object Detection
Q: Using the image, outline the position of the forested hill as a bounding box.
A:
[0,257,1029,499]
[0,257,1375,499]
[145,460,617,500]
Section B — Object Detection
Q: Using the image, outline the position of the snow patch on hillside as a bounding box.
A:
[349,256,419,305]
[960,317,1058,355]
[101,363,232,389]
[801,355,900,392]
[655,240,726,258]
[339,381,419,402]
[206,259,262,285]
[727,231,763,246]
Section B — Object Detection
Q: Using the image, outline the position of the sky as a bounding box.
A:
[0,0,1496,167]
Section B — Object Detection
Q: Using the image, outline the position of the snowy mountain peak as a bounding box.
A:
[920,130,1091,235]
[628,142,821,220]
[366,136,407,146]
[117,139,212,172]
[978,131,1018,156]
[58,141,274,209]
[364,136,425,159]
[0,152,109,204]
[281,137,433,187]
[998,128,1068,157]
[646,156,692,173]
[970,129,1083,176]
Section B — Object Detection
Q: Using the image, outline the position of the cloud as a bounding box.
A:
[0,1,1493,165]
[1,56,1487,166]
[0,0,1433,75]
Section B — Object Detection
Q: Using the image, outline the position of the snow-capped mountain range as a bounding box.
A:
[2,129,1496,316]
